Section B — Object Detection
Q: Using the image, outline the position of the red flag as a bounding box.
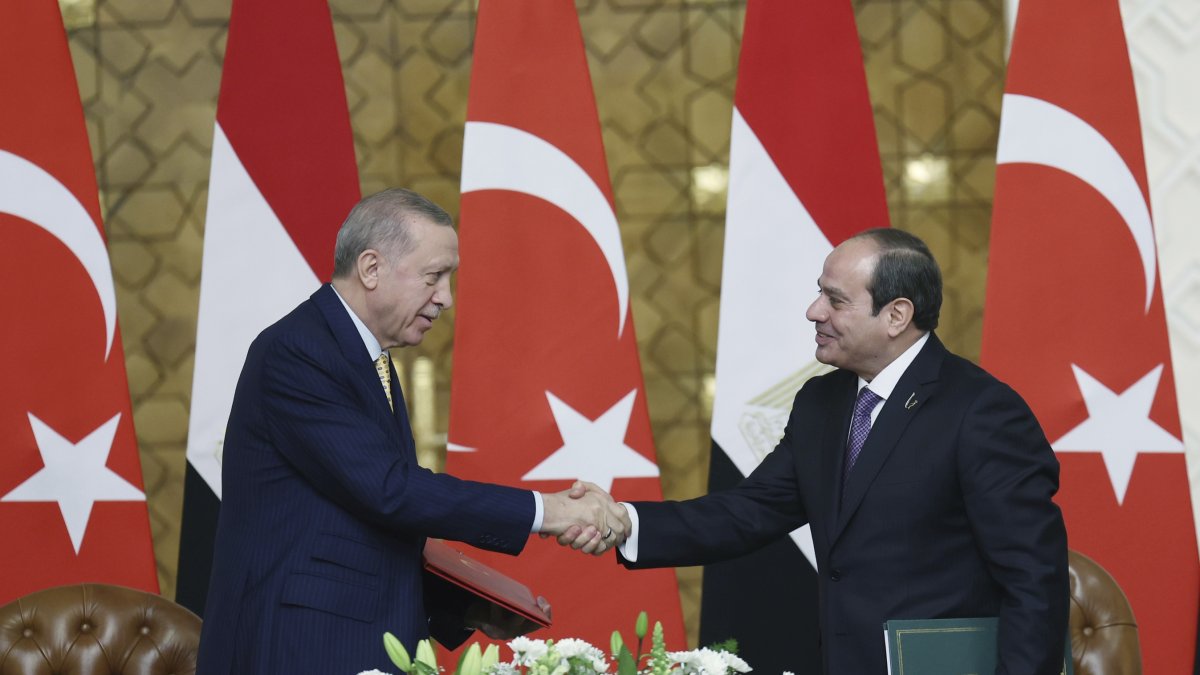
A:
[702,1,889,671]
[447,0,686,650]
[0,0,158,601]
[981,0,1198,671]
[176,0,360,613]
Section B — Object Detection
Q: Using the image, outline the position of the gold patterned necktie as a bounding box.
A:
[374,352,393,411]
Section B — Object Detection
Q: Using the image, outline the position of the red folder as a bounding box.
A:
[423,539,552,628]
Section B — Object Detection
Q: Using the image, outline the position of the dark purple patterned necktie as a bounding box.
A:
[844,387,883,483]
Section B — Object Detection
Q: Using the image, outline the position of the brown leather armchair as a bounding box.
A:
[1069,550,1142,675]
[0,583,200,674]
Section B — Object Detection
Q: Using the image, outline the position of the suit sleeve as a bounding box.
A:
[258,333,535,554]
[957,383,1069,675]
[623,391,812,568]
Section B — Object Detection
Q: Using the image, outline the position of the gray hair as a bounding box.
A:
[332,188,454,278]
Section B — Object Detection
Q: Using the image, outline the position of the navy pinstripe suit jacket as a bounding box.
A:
[624,334,1069,675]
[197,284,535,674]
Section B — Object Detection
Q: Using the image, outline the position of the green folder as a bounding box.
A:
[884,617,1073,675]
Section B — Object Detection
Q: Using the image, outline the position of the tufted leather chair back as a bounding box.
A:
[1069,550,1142,675]
[0,583,200,675]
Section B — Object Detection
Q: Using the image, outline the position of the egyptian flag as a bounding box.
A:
[701,1,889,671]
[175,0,360,615]
[0,0,157,602]
[982,0,1198,671]
[445,0,686,652]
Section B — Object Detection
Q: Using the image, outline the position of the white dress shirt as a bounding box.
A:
[620,332,930,562]
[330,286,544,532]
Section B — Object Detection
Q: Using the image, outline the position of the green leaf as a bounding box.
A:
[705,638,739,655]
[616,645,637,675]
[454,644,471,675]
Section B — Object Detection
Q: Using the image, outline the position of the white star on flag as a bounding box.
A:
[2,412,146,554]
[523,389,660,493]
[1052,364,1183,505]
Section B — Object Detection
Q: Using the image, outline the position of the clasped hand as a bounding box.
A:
[540,481,630,556]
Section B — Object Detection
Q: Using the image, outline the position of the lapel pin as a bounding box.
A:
[905,393,918,410]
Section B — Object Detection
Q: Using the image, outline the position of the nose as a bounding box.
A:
[805,294,825,323]
[434,277,454,310]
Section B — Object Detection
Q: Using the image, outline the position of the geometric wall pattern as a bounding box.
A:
[65,0,1018,646]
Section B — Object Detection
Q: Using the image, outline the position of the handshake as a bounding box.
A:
[539,481,631,556]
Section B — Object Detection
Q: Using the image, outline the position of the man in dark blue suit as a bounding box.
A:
[197,189,627,674]
[576,229,1069,674]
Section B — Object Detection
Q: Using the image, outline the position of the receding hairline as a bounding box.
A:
[848,227,934,258]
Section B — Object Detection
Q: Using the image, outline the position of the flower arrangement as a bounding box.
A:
[359,612,751,675]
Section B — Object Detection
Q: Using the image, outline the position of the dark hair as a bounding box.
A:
[850,228,942,331]
[332,188,454,278]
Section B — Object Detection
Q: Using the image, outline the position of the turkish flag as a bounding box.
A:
[981,0,1198,671]
[702,1,890,672]
[446,0,686,652]
[0,0,158,602]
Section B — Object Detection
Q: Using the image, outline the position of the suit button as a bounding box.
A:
[830,569,842,582]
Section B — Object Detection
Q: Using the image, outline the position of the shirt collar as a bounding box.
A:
[857,332,929,401]
[331,285,384,361]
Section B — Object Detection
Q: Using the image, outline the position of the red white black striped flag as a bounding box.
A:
[176,0,360,614]
[702,1,889,671]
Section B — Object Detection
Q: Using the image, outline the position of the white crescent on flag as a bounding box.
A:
[984,0,1199,669]
[0,150,117,358]
[0,0,158,602]
[447,0,685,652]
[996,94,1156,312]
[461,121,629,337]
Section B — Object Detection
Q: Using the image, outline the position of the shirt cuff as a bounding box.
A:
[617,502,639,562]
[531,491,544,533]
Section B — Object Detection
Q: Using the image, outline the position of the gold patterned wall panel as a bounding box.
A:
[65,0,1006,647]
[859,0,1007,362]
[66,0,224,600]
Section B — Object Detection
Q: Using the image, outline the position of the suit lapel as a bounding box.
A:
[821,371,858,541]
[830,333,948,545]
[388,358,414,431]
[310,284,405,428]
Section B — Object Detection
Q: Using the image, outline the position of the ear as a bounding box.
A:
[885,297,915,337]
[357,249,383,290]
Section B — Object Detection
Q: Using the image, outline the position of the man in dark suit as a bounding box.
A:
[197,189,627,674]
[579,229,1068,674]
